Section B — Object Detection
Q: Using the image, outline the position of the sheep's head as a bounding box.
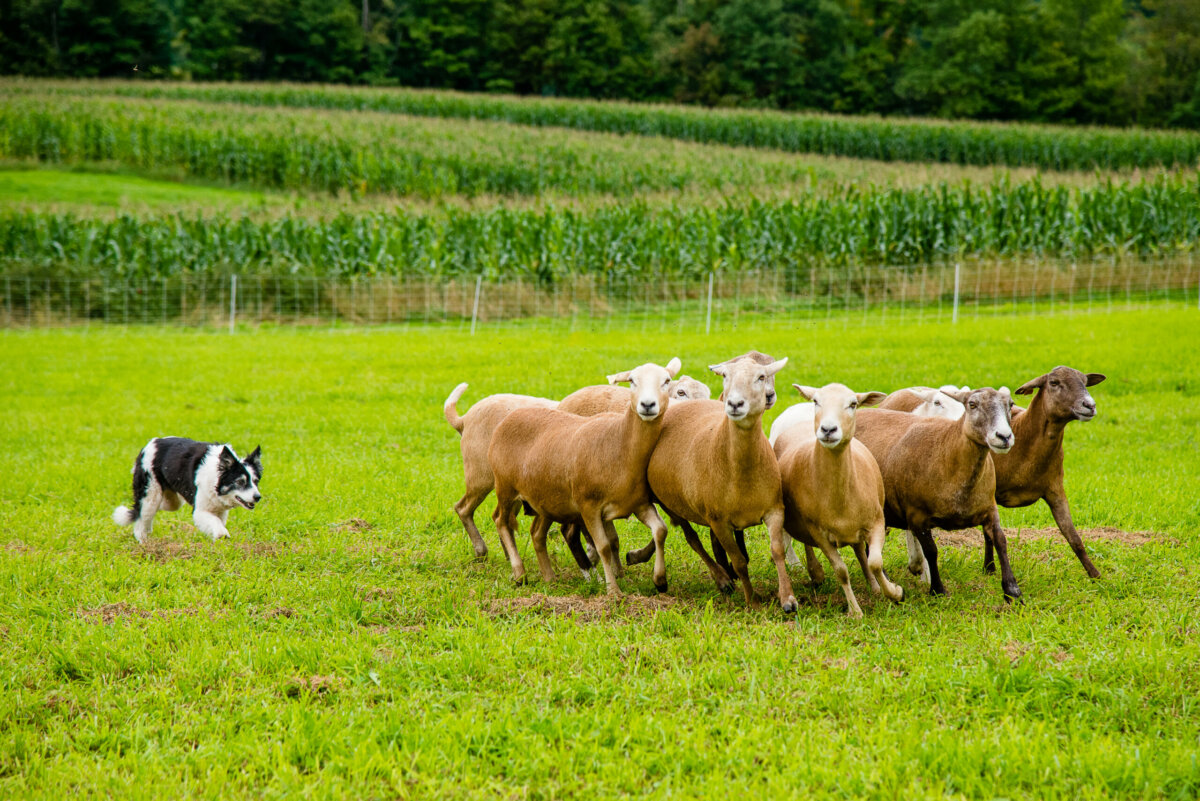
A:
[1015,366,1105,422]
[668,375,712,402]
[716,351,779,409]
[944,387,1014,454]
[794,383,885,450]
[607,357,681,422]
[912,388,966,420]
[709,356,787,426]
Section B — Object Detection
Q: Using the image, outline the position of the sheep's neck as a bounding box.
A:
[720,412,766,469]
[946,420,990,492]
[1013,391,1067,459]
[621,405,664,466]
[811,440,853,503]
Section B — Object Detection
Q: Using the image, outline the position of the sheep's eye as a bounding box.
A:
[1049,380,1059,387]
[849,401,857,410]
[969,401,977,409]
[933,400,943,407]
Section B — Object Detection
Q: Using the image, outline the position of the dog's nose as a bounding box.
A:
[253,492,262,502]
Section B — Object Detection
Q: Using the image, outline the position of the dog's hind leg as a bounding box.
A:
[133,478,163,544]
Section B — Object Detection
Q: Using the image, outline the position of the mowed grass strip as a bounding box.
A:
[0,309,1197,798]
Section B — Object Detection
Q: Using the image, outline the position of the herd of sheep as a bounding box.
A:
[443,352,1106,616]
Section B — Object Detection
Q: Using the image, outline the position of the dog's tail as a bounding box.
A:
[112,505,136,526]
[443,383,469,435]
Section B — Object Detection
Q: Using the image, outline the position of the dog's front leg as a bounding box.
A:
[193,510,230,540]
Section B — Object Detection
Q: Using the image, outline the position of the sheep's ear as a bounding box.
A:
[1015,373,1047,395]
[943,389,972,404]
[709,363,729,378]
[793,384,817,401]
[764,357,788,377]
[857,391,887,407]
[607,370,633,385]
[665,357,682,378]
[999,386,1012,400]
[1085,373,1106,386]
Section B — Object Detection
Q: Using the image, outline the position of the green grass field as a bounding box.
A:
[2,309,1198,798]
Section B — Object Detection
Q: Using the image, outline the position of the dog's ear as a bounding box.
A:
[218,446,238,472]
[244,446,263,479]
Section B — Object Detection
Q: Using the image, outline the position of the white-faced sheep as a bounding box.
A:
[627,356,794,610]
[774,383,902,617]
[488,359,681,593]
[853,388,1022,600]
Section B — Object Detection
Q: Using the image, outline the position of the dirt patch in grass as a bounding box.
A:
[4,541,31,554]
[260,606,296,619]
[231,541,283,557]
[136,540,197,562]
[484,592,682,622]
[939,527,1168,548]
[78,602,200,624]
[285,675,343,697]
[337,518,374,533]
[361,587,395,601]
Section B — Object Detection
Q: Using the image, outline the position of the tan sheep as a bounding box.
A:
[773,383,903,617]
[853,388,1023,600]
[443,385,556,559]
[488,358,681,593]
[628,356,794,610]
[559,375,711,415]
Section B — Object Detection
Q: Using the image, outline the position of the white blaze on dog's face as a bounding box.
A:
[795,383,886,450]
[607,358,681,421]
[945,388,1014,454]
[710,357,787,427]
[216,445,264,510]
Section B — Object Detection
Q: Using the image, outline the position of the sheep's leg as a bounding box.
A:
[710,530,735,583]
[904,530,930,582]
[983,534,996,574]
[766,510,797,614]
[677,520,734,594]
[711,522,758,610]
[783,539,803,567]
[913,528,946,596]
[529,515,557,584]
[852,542,881,593]
[868,526,904,603]
[813,538,862,618]
[491,499,526,585]
[560,523,596,580]
[634,504,671,593]
[804,544,826,586]
[611,529,624,578]
[983,509,1023,602]
[454,485,492,559]
[581,511,622,596]
[1045,490,1101,578]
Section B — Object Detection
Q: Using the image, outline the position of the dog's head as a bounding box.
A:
[216,445,263,510]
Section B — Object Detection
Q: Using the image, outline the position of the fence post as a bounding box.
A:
[705,271,714,335]
[229,274,238,334]
[952,262,961,324]
[470,274,483,335]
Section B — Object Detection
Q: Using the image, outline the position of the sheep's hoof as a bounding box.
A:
[983,562,997,575]
[893,586,905,603]
[625,549,650,566]
[906,563,922,576]
[1002,584,1024,603]
[781,597,797,615]
[512,572,528,586]
[929,585,947,597]
[654,581,668,594]
[473,547,488,561]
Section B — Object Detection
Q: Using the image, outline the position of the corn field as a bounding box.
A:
[8,79,1200,172]
[3,178,1198,280]
[2,258,1195,330]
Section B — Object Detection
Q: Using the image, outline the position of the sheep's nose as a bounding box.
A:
[995,432,1012,446]
[820,423,838,436]
[727,399,746,412]
[640,400,657,414]
[1081,399,1096,413]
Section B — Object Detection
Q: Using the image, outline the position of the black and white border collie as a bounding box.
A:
[112,437,263,542]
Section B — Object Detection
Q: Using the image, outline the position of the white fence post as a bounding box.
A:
[470,274,483,335]
[229,274,238,334]
[705,271,714,335]
[952,262,961,324]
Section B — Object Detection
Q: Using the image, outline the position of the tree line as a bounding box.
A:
[2,0,1198,129]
